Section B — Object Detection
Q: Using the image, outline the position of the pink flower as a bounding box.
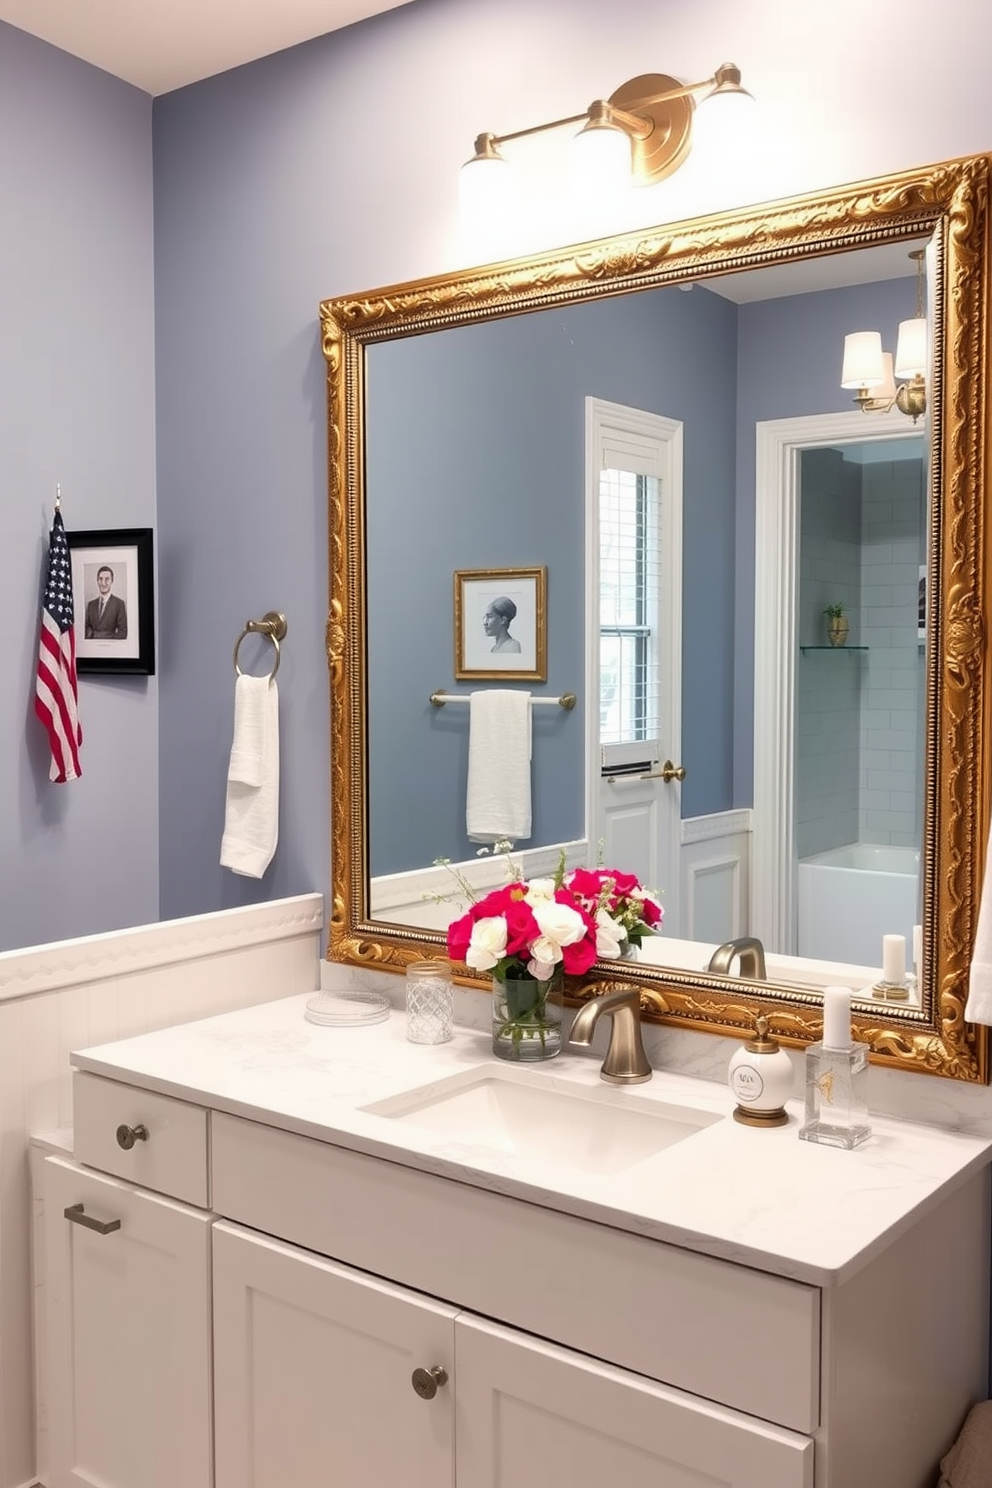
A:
[447,910,475,962]
[641,896,663,927]
[446,862,661,977]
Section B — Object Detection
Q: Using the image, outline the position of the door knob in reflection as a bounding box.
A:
[639,759,687,783]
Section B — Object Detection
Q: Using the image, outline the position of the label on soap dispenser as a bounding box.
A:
[731,1064,765,1103]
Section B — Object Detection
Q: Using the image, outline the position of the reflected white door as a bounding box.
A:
[586,398,683,932]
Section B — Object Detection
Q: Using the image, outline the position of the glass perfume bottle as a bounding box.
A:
[799,986,872,1150]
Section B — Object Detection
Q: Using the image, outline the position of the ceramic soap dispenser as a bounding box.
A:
[727,1014,794,1127]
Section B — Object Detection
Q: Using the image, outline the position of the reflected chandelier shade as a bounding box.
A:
[841,250,928,423]
[459,62,754,212]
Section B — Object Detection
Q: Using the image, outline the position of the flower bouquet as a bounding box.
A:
[564,867,663,958]
[446,857,662,1061]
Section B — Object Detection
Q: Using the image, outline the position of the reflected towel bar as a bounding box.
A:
[430,689,575,709]
[234,611,287,682]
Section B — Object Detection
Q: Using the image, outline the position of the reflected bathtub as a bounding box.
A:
[797,843,919,970]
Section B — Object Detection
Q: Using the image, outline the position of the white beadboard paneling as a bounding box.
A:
[7,893,323,1488]
[0,893,323,1004]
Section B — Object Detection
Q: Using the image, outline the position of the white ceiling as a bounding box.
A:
[0,0,407,95]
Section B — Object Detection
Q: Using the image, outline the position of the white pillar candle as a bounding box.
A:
[882,934,906,985]
[822,986,852,1051]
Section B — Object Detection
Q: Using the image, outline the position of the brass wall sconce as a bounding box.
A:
[841,249,928,422]
[459,62,754,214]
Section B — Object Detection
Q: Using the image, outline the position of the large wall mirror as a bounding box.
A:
[321,155,990,1082]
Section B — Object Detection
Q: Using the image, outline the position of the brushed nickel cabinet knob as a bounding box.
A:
[115,1123,149,1151]
[411,1365,448,1400]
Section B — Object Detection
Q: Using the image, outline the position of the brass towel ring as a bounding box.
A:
[233,611,287,682]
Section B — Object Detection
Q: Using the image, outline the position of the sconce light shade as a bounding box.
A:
[570,115,632,191]
[874,351,898,404]
[459,138,515,225]
[841,331,885,389]
[894,317,927,379]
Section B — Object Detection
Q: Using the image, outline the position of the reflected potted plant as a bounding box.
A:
[823,602,850,647]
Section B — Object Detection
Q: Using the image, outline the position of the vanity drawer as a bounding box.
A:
[211,1112,820,1434]
[72,1071,209,1207]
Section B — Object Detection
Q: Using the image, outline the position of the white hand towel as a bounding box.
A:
[466,690,532,844]
[220,674,280,878]
[965,828,992,1023]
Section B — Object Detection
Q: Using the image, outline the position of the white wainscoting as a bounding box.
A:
[679,811,752,947]
[2,893,323,1488]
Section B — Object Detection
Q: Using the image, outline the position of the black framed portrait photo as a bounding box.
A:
[67,528,155,675]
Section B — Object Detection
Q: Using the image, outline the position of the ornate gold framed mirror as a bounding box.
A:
[321,154,990,1082]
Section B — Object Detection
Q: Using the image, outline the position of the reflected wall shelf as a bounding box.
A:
[799,645,869,654]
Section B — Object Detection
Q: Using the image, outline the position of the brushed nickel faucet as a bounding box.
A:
[707,935,767,980]
[568,987,652,1084]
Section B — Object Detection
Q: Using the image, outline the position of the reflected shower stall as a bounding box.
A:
[794,437,926,966]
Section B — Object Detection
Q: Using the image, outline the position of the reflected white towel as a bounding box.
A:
[466,690,532,844]
[220,674,280,878]
[965,829,992,1023]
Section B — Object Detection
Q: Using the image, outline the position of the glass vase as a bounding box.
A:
[491,968,563,1062]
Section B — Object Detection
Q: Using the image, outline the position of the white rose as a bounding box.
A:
[527,956,558,981]
[465,916,508,971]
[595,908,625,960]
[526,899,587,973]
[523,878,557,904]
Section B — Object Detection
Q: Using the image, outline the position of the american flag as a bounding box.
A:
[34,510,82,782]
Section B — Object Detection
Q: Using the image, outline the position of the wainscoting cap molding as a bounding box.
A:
[0,893,325,1004]
[681,810,753,846]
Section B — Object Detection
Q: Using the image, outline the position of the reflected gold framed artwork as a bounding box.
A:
[454,566,547,682]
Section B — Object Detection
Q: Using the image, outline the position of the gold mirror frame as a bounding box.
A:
[321,154,990,1083]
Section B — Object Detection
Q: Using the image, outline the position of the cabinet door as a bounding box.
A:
[455,1314,813,1488]
[44,1155,213,1488]
[213,1220,458,1488]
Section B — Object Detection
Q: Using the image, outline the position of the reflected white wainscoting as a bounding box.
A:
[3,894,323,1488]
[371,814,752,948]
[370,841,590,929]
[679,810,752,946]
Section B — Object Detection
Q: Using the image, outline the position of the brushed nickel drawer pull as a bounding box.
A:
[411,1365,448,1400]
[64,1202,121,1236]
[116,1123,149,1150]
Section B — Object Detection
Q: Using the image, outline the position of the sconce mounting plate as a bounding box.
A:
[609,73,693,186]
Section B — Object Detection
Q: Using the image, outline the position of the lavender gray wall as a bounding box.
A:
[7,0,987,951]
[0,24,157,952]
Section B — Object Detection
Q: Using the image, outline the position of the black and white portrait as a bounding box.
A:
[68,528,156,675]
[454,566,547,681]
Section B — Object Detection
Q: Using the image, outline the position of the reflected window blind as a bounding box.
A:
[599,467,661,767]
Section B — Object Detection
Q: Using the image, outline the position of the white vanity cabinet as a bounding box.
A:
[41,1020,992,1488]
[212,1220,811,1488]
[43,1155,213,1488]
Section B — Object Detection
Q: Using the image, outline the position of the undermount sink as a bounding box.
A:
[363,1068,720,1176]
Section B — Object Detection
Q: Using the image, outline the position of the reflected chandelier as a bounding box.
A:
[841,249,928,423]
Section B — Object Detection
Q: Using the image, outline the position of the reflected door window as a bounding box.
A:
[599,468,661,769]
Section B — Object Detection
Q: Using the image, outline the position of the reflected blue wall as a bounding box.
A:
[366,284,738,872]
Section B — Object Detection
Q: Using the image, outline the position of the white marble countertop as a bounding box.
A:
[71,993,992,1288]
